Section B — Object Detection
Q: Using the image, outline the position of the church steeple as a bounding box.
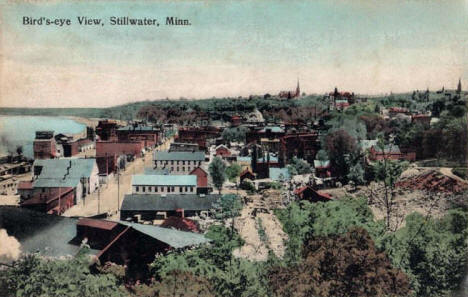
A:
[296,79,300,97]
[457,78,462,94]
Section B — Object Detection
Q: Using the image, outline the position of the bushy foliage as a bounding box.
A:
[225,163,242,182]
[287,157,312,176]
[150,225,269,297]
[269,228,411,297]
[380,210,468,297]
[209,157,226,193]
[0,248,125,297]
[222,127,248,143]
[240,179,255,192]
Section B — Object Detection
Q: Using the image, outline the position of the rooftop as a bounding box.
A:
[154,151,205,161]
[121,193,221,212]
[131,174,197,186]
[33,158,96,188]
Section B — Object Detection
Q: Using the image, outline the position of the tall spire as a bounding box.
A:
[457,78,462,94]
[296,79,300,97]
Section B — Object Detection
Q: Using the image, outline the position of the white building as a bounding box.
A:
[153,151,205,174]
[131,174,197,194]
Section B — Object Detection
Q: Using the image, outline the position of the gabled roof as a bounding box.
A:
[131,174,197,186]
[215,144,230,151]
[33,158,96,188]
[154,151,205,161]
[0,206,100,257]
[121,194,221,212]
[119,221,210,248]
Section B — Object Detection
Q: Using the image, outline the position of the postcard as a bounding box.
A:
[0,1,467,296]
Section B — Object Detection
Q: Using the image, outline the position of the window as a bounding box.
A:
[171,160,174,165]
[181,187,184,193]
[177,161,180,165]
[177,167,180,171]
[182,161,185,165]
[171,186,175,192]
[142,186,145,193]
[136,186,139,192]
[182,167,185,171]
[155,186,158,192]
[167,186,170,192]
[185,186,188,192]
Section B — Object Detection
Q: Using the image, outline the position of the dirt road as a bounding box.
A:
[63,138,173,220]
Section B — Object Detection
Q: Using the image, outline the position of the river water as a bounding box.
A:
[0,116,86,159]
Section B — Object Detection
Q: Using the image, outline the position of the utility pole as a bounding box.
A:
[117,170,120,212]
[97,185,100,214]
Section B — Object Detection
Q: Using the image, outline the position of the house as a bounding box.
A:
[153,151,205,174]
[230,115,243,127]
[368,144,416,162]
[294,186,333,202]
[369,144,401,161]
[411,114,431,127]
[33,131,57,159]
[215,145,231,157]
[131,174,197,194]
[120,193,221,221]
[314,160,331,178]
[190,167,208,188]
[21,158,99,214]
[335,99,350,111]
[17,181,33,202]
[388,107,410,117]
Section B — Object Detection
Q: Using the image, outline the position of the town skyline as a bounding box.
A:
[1,0,468,108]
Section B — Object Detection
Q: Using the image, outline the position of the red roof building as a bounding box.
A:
[215,145,231,157]
[189,167,208,188]
[294,186,333,203]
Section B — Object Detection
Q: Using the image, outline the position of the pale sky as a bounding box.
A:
[1,0,468,107]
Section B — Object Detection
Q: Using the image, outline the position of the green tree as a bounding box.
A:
[347,162,365,188]
[381,210,468,297]
[225,163,242,182]
[287,157,312,176]
[209,157,226,194]
[269,228,411,297]
[0,247,125,297]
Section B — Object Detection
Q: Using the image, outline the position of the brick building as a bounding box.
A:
[33,131,57,159]
[95,119,119,141]
[116,124,160,148]
[279,132,319,166]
